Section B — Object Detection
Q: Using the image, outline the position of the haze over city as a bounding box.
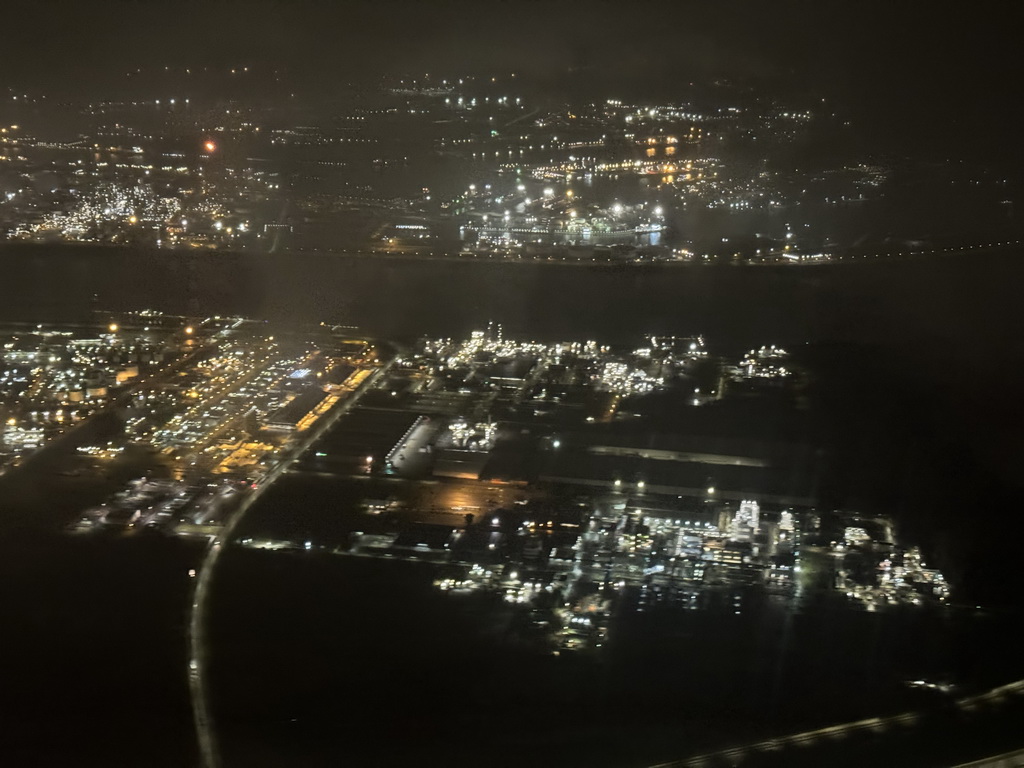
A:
[2,3,1023,767]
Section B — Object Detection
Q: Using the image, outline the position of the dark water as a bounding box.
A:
[4,243,1024,358]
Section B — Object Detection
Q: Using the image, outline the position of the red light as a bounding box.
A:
[204,141,216,153]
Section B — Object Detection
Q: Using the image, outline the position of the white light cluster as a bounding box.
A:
[33,181,182,239]
[739,345,790,378]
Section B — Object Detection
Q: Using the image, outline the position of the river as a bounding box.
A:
[4,243,1024,359]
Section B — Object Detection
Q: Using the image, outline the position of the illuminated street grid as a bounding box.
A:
[0,312,381,536]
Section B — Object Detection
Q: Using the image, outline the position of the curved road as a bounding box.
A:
[187,359,394,768]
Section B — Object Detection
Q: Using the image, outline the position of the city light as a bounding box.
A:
[1,34,1003,768]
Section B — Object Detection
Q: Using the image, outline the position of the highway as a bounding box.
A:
[187,357,393,768]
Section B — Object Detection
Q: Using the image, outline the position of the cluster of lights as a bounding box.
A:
[739,345,790,378]
[0,327,174,469]
[838,543,950,609]
[448,418,497,451]
[596,361,663,396]
[31,181,182,239]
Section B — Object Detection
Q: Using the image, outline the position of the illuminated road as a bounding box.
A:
[648,677,1024,768]
[187,358,392,768]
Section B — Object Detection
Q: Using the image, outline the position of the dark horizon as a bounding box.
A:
[6,1,1020,159]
